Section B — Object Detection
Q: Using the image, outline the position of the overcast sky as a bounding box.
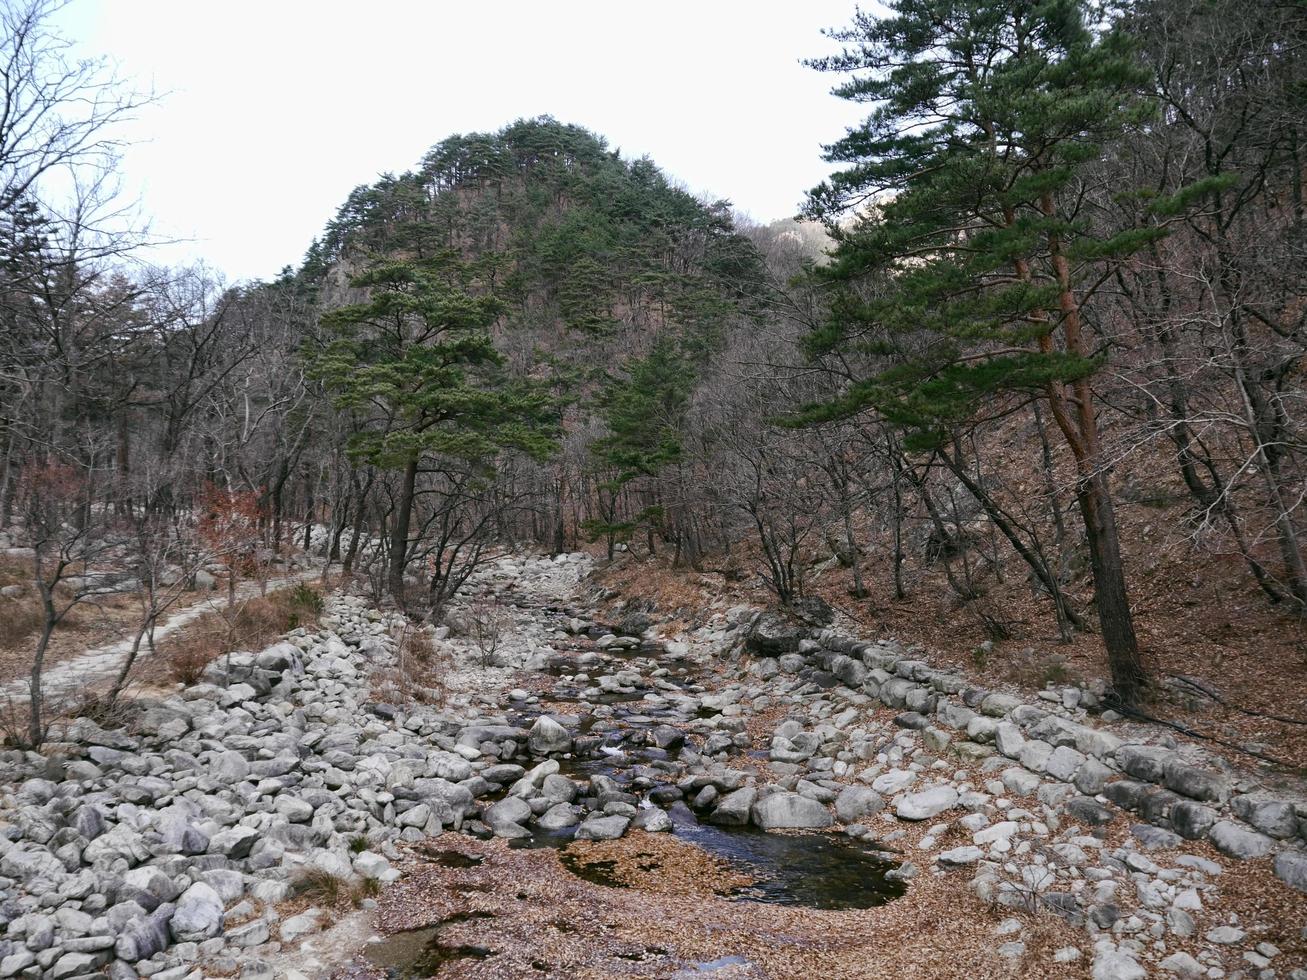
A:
[52,1,869,284]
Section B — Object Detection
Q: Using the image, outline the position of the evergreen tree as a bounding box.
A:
[310,253,557,600]
[800,0,1193,704]
[584,338,693,558]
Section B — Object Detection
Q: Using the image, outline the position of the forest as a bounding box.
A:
[0,0,1305,977]
[4,0,1302,724]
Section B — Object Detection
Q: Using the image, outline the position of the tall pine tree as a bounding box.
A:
[801,0,1183,704]
[311,253,557,600]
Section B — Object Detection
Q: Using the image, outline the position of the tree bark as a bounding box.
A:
[1040,192,1147,703]
[388,457,418,602]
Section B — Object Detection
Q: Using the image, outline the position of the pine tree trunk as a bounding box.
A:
[1039,192,1148,703]
[388,457,418,602]
[1075,472,1146,703]
[343,471,373,575]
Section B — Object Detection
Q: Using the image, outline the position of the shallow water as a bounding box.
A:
[363,923,497,978]
[514,805,905,910]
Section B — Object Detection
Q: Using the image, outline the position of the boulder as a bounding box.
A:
[834,785,884,824]
[632,808,673,833]
[871,769,916,795]
[938,846,984,866]
[1274,851,1307,894]
[114,905,174,963]
[1162,760,1230,803]
[528,716,573,755]
[708,788,757,827]
[750,792,833,830]
[575,815,631,841]
[1207,820,1273,859]
[1170,801,1218,841]
[895,786,959,820]
[1091,950,1146,980]
[1231,794,1301,839]
[746,613,803,656]
[169,882,224,942]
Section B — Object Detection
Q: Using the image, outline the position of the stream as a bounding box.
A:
[361,611,905,977]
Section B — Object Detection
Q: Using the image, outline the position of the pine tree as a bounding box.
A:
[584,338,693,558]
[310,253,557,600]
[801,0,1185,704]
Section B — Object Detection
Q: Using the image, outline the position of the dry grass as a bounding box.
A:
[370,625,448,706]
[291,867,379,910]
[0,584,94,649]
[155,585,323,686]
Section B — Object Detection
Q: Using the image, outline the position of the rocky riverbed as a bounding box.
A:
[1,552,1305,979]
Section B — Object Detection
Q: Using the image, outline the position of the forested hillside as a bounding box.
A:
[0,0,1303,725]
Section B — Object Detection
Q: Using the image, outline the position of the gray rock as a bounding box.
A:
[1018,739,1053,773]
[708,788,757,827]
[212,751,250,783]
[50,951,109,980]
[527,716,572,755]
[0,951,36,977]
[274,796,314,822]
[353,852,392,880]
[994,722,1025,758]
[895,786,958,820]
[1170,801,1218,840]
[1116,744,1172,782]
[834,785,883,824]
[1207,820,1273,859]
[1065,796,1115,826]
[227,919,270,947]
[169,882,224,942]
[1158,952,1204,977]
[1274,850,1307,894]
[1205,925,1244,944]
[1000,768,1041,797]
[1232,794,1301,839]
[1074,758,1112,795]
[574,815,631,841]
[1091,950,1146,980]
[537,804,582,830]
[631,808,673,833]
[209,825,260,859]
[938,846,984,866]
[746,614,802,655]
[280,911,322,942]
[1162,759,1230,803]
[1043,745,1087,782]
[751,792,833,830]
[1130,824,1182,850]
[871,769,916,795]
[396,803,432,829]
[980,693,1021,717]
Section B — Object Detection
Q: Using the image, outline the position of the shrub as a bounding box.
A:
[290,867,348,906]
[157,583,323,687]
[166,638,223,685]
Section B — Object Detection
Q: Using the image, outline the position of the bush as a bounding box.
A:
[290,867,348,906]
[285,582,324,629]
[167,640,220,685]
[289,867,378,908]
[158,584,324,687]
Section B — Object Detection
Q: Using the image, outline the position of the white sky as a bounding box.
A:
[52,0,870,284]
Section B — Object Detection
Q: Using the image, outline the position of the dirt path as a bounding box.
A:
[2,571,319,701]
